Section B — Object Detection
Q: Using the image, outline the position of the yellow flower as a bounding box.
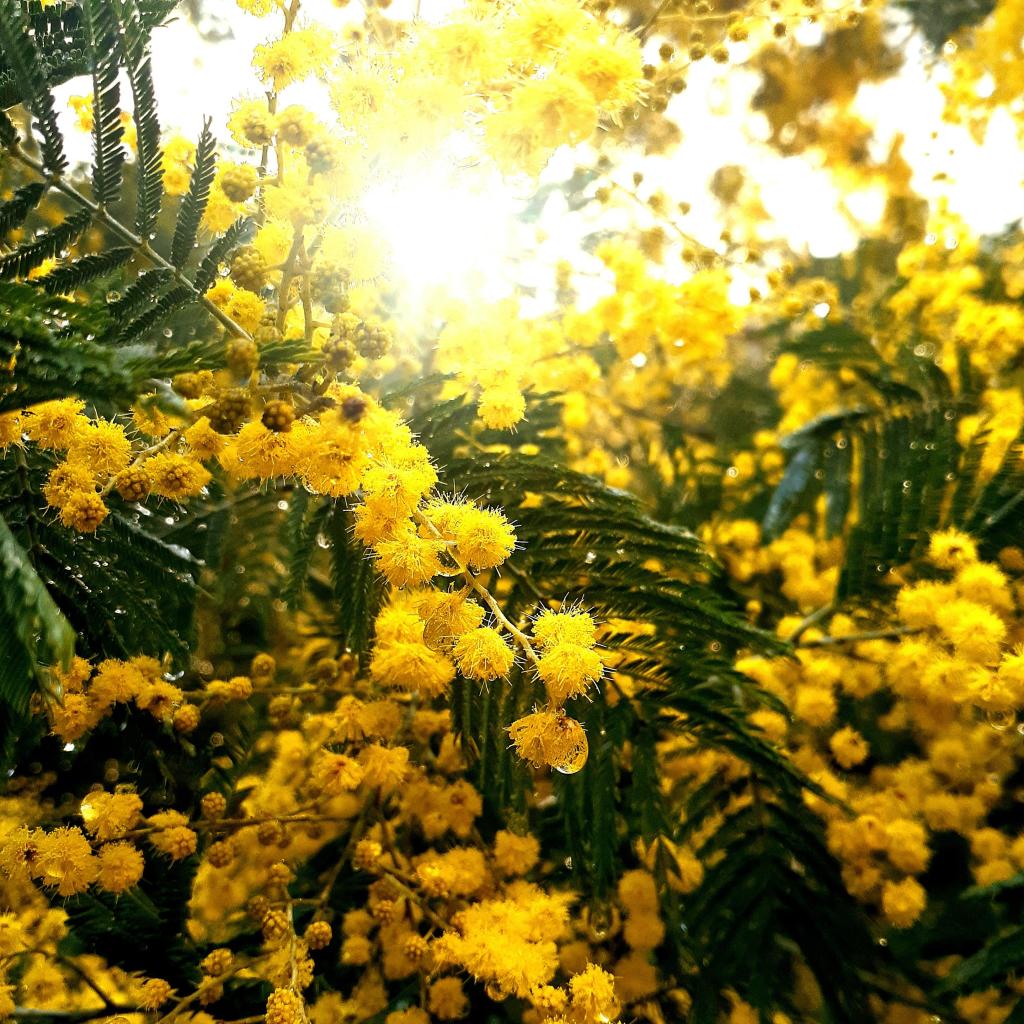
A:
[493,830,540,876]
[508,710,588,771]
[147,453,212,499]
[80,791,143,842]
[881,877,926,929]
[829,726,869,770]
[928,528,978,570]
[533,609,597,649]
[453,627,515,681]
[358,744,410,790]
[59,491,109,533]
[375,531,447,588]
[453,506,517,570]
[536,642,603,704]
[24,399,86,449]
[96,841,145,893]
[34,827,98,896]
[67,420,132,475]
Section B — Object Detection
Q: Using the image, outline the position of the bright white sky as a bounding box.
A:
[53,0,1024,304]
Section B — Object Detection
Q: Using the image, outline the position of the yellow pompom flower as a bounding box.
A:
[881,876,926,929]
[96,841,145,893]
[532,609,597,649]
[311,751,365,794]
[478,384,527,430]
[59,490,109,533]
[419,589,486,648]
[67,421,132,475]
[370,641,456,698]
[536,642,603,704]
[147,811,197,861]
[928,528,978,570]
[508,710,588,771]
[147,453,212,500]
[183,417,225,461]
[358,744,410,790]
[453,507,517,570]
[228,97,277,147]
[428,977,468,1021]
[80,791,143,842]
[34,827,99,896]
[493,830,540,876]
[453,627,515,681]
[829,726,870,770]
[568,963,620,1024]
[43,462,96,509]
[375,532,447,588]
[24,398,86,449]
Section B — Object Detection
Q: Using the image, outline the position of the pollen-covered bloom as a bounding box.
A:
[80,790,143,841]
[531,609,604,705]
[508,710,588,772]
[453,626,515,681]
[311,750,365,794]
[34,827,98,896]
[96,841,145,893]
[147,452,212,500]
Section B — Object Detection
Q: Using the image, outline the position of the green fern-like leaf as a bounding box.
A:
[38,247,134,294]
[115,0,163,237]
[0,181,46,237]
[0,209,92,281]
[82,0,126,207]
[106,266,176,322]
[0,507,74,716]
[170,117,217,268]
[0,0,67,173]
[194,217,250,293]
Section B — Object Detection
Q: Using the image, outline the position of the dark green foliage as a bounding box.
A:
[0,109,16,148]
[0,208,92,280]
[170,118,218,268]
[194,217,250,292]
[61,854,199,989]
[893,0,998,48]
[0,281,132,410]
[0,180,45,236]
[761,322,1023,599]
[0,2,177,111]
[282,488,329,608]
[0,281,243,410]
[115,0,164,237]
[119,283,195,341]
[326,500,385,654]
[38,246,134,294]
[0,508,74,715]
[0,0,67,173]
[106,266,176,321]
[82,0,127,207]
[0,447,204,662]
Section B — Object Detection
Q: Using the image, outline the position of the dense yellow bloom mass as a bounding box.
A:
[7,0,1024,1021]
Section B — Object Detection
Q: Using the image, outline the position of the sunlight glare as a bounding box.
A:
[359,162,526,303]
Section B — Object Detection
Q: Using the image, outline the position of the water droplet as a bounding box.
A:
[987,708,1015,732]
[277,499,289,511]
[316,533,331,549]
